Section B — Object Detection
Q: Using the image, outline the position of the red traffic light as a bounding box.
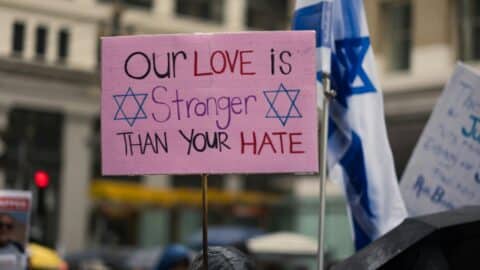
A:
[34,170,50,189]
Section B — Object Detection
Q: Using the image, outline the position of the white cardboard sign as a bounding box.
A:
[401,64,480,216]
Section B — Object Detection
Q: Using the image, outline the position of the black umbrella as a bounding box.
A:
[187,226,264,250]
[189,246,255,270]
[332,206,480,270]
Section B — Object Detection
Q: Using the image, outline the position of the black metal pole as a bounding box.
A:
[201,174,208,270]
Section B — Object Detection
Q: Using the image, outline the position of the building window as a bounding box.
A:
[4,108,64,246]
[176,0,224,23]
[35,26,48,60]
[247,0,289,30]
[98,0,152,9]
[460,0,480,61]
[382,1,412,71]
[11,22,25,56]
[57,29,69,62]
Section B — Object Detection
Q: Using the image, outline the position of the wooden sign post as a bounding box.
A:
[201,174,208,269]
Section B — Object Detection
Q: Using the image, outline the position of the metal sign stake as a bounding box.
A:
[318,73,335,270]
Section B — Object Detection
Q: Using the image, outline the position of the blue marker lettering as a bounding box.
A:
[462,114,480,142]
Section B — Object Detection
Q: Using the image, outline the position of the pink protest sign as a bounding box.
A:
[101,31,318,175]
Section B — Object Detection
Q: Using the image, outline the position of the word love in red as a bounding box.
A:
[194,49,256,76]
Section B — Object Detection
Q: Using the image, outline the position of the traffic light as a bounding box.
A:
[34,170,50,189]
[33,169,50,215]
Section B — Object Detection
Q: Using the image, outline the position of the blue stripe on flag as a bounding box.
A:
[340,0,362,37]
[352,215,372,250]
[329,118,375,249]
[339,132,373,218]
[293,1,332,47]
[328,117,336,137]
[341,131,375,250]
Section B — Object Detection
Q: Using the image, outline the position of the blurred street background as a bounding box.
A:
[0,0,478,269]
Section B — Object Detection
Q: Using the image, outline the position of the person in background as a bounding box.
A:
[0,213,25,270]
[0,213,23,254]
[189,246,255,270]
[154,244,191,270]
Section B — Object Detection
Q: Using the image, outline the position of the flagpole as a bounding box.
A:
[318,73,335,270]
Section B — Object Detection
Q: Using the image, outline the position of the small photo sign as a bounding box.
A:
[0,190,31,270]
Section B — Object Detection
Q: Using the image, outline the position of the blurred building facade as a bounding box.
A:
[0,0,103,252]
[0,0,477,261]
[366,0,480,175]
[0,0,325,256]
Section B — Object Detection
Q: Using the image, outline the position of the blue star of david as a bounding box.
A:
[113,87,148,127]
[330,37,376,107]
[263,83,302,126]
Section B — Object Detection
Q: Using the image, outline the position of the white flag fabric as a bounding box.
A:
[293,0,407,250]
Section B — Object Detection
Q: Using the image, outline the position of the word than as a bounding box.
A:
[179,129,230,155]
[462,114,480,143]
[117,131,168,156]
[240,131,305,155]
[151,86,257,129]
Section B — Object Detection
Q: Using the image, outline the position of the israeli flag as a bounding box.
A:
[293,0,334,75]
[293,0,407,250]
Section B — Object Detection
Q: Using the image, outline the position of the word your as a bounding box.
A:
[462,114,480,143]
[413,175,454,210]
[117,131,168,156]
[151,86,257,129]
[240,131,304,155]
[179,129,230,155]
